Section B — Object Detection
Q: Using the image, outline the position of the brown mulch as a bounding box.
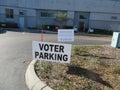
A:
[35,46,120,90]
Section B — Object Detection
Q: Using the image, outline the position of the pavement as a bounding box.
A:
[25,60,53,90]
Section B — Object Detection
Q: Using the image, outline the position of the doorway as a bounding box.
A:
[79,22,85,32]
[19,17,25,28]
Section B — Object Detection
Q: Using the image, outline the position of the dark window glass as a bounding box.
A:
[80,15,86,19]
[41,12,55,17]
[111,16,117,20]
[6,8,14,18]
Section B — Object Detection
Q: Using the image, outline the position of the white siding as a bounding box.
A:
[90,13,120,21]
[1,0,120,31]
[27,9,36,16]
[1,0,120,13]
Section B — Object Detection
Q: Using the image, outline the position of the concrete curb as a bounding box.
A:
[25,60,53,90]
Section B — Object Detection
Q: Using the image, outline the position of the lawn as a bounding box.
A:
[35,46,120,90]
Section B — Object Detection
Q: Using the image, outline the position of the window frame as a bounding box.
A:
[5,8,14,18]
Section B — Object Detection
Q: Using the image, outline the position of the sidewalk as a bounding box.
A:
[1,28,57,34]
[1,28,112,37]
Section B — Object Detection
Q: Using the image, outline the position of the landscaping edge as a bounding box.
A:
[25,60,53,90]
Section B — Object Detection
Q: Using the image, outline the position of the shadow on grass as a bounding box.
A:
[75,51,115,60]
[82,53,115,60]
[67,65,113,88]
[75,32,112,37]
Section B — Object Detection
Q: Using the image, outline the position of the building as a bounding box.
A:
[0,0,120,31]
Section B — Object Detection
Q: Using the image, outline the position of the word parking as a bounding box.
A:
[32,41,71,63]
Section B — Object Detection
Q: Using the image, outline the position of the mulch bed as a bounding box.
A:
[35,46,120,90]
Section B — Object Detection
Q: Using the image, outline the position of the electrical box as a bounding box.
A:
[111,32,120,48]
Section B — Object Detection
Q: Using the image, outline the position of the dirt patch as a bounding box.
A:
[35,46,120,90]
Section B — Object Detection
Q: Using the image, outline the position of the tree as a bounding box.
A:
[54,11,69,29]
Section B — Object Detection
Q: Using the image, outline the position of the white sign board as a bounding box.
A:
[111,32,120,48]
[58,29,74,42]
[32,41,72,63]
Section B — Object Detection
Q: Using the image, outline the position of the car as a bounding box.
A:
[73,26,78,32]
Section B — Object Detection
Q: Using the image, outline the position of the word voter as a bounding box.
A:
[32,41,71,63]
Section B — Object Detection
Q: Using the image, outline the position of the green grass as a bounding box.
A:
[111,67,120,74]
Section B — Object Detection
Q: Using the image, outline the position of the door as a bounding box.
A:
[79,22,85,32]
[19,17,25,28]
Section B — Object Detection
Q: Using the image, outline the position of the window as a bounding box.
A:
[19,10,26,16]
[56,11,67,17]
[111,16,117,20]
[5,8,14,18]
[41,12,55,17]
[40,11,67,18]
[19,11,25,16]
[79,15,86,19]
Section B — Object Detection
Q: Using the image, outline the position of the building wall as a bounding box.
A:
[0,6,19,23]
[10,0,120,13]
[1,0,120,13]
[36,10,74,28]
[0,6,6,22]
[24,0,120,13]
[0,0,120,31]
[74,12,90,28]
[90,13,120,21]
[0,5,37,28]
[25,9,36,28]
[90,12,120,31]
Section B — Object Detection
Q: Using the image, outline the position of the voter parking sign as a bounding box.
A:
[32,41,72,63]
